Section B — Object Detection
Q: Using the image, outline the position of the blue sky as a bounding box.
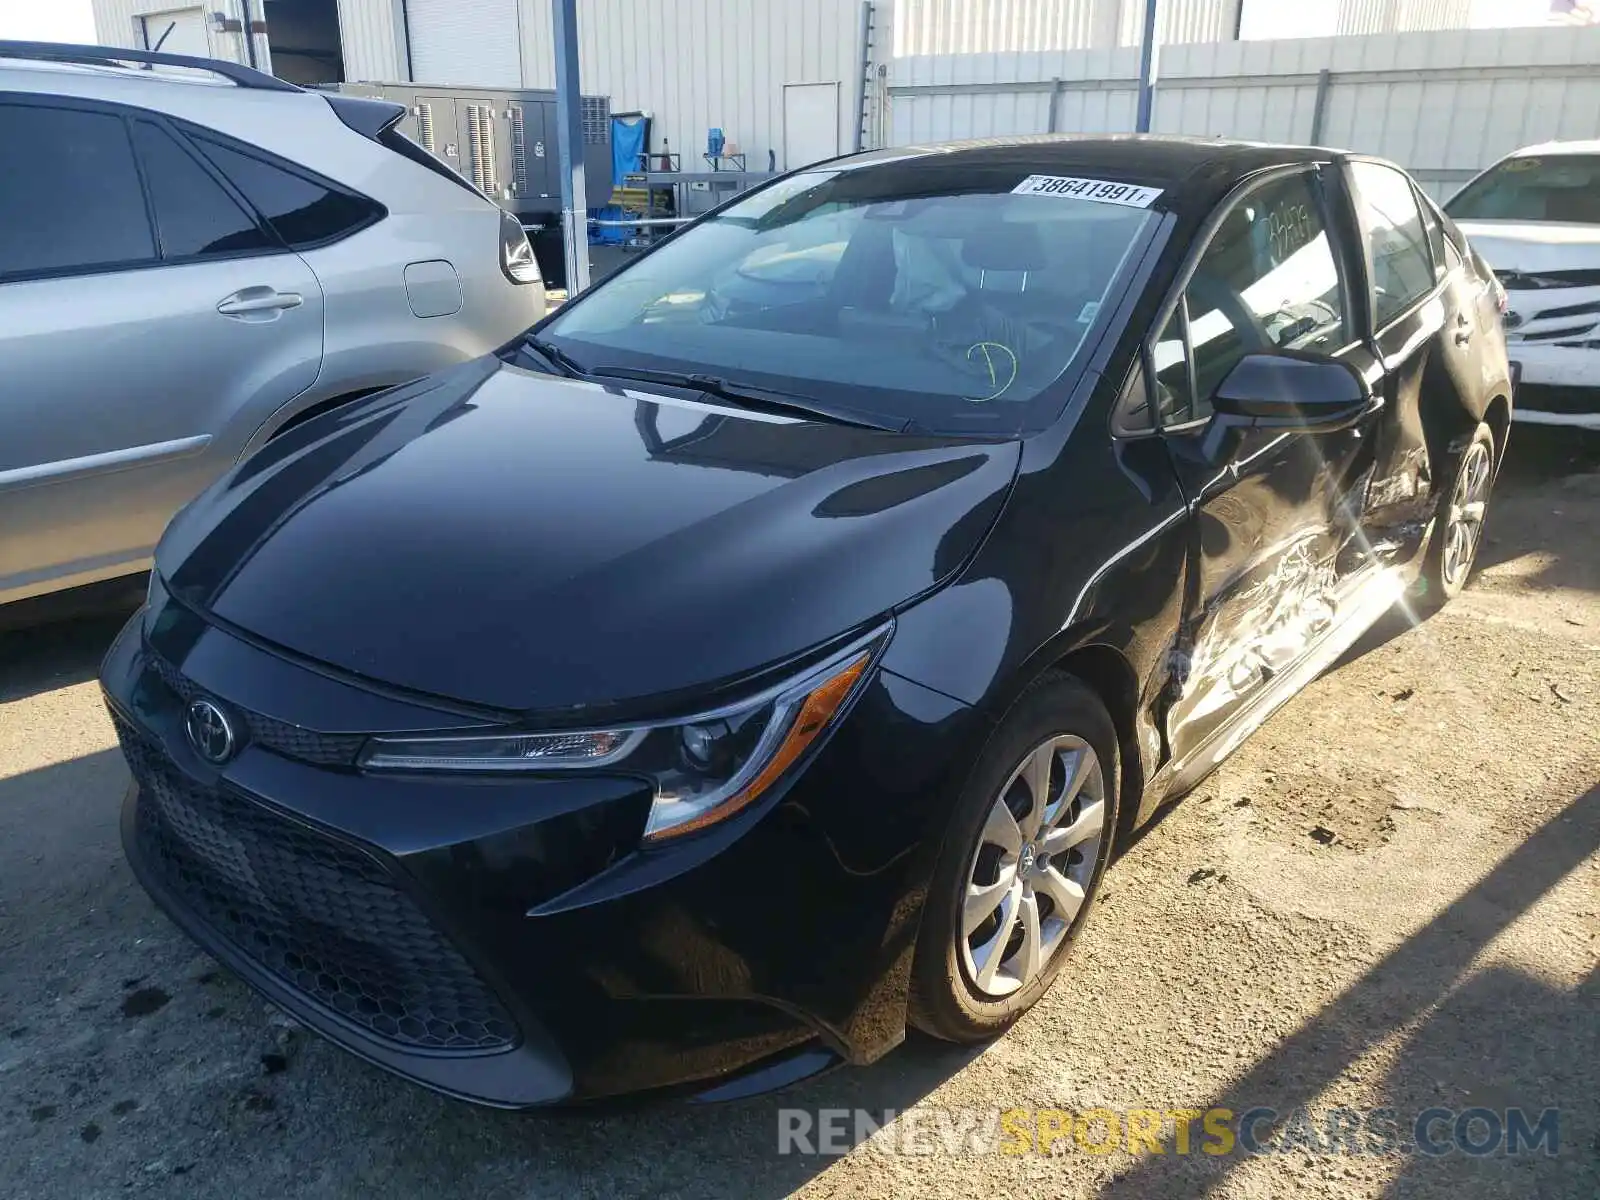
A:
[0,0,96,43]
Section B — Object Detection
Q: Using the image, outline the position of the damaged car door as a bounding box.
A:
[1149,164,1389,762]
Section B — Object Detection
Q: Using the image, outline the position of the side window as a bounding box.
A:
[1415,186,1448,281]
[130,122,278,260]
[1166,171,1349,423]
[0,104,156,281]
[192,137,382,249]
[1350,162,1435,326]
[1150,306,1194,424]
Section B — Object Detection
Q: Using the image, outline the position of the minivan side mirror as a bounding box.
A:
[1210,353,1377,433]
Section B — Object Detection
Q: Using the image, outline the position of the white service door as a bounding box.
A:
[783,82,841,171]
[138,7,210,56]
[406,0,521,87]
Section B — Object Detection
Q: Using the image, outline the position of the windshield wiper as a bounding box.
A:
[586,366,910,433]
[520,334,586,378]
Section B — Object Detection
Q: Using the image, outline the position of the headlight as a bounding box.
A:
[499,210,542,285]
[361,627,889,842]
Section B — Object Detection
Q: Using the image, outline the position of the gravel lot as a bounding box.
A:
[2,432,1597,1200]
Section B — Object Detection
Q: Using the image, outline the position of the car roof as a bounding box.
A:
[834,134,1342,215]
[1508,138,1600,157]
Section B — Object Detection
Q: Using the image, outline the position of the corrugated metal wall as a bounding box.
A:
[889,0,1243,55]
[515,0,870,171]
[407,0,523,87]
[90,0,268,65]
[1118,0,1243,46]
[92,0,398,79]
[889,24,1600,196]
[1336,0,1473,34]
[892,0,1113,55]
[335,0,406,82]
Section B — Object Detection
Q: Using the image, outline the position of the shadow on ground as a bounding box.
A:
[1091,783,1600,1198]
[0,579,142,703]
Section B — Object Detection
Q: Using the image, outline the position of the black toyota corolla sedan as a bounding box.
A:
[103,136,1512,1107]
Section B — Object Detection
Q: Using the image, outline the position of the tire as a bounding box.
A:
[1417,422,1496,608]
[909,672,1120,1043]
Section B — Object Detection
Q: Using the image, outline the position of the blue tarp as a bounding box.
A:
[589,204,625,245]
[590,115,649,245]
[612,115,647,186]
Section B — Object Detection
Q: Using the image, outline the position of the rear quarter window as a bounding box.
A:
[192,137,384,249]
[131,121,279,260]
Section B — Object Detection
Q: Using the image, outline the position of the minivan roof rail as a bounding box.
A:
[0,40,301,92]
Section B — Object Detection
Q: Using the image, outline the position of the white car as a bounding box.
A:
[1446,140,1600,429]
[0,41,545,608]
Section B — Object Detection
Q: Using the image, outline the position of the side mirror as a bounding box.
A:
[1210,353,1377,433]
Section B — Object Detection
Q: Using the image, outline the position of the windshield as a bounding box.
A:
[539,163,1162,435]
[1447,154,1600,224]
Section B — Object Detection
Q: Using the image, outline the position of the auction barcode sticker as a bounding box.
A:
[1012,175,1164,208]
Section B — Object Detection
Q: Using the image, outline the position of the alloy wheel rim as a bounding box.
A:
[1443,441,1492,588]
[959,734,1107,999]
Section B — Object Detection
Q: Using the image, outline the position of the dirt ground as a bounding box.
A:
[2,430,1597,1200]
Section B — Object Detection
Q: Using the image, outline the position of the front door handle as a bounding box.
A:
[217,288,304,319]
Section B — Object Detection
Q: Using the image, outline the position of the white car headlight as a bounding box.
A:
[361,626,889,842]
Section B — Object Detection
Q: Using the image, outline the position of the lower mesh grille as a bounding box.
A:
[114,713,517,1053]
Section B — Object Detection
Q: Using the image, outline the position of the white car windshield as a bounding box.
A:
[540,163,1162,435]
[1448,154,1600,224]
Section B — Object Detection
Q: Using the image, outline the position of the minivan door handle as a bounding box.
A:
[1453,314,1474,346]
[217,288,304,320]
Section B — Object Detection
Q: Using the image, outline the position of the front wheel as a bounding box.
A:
[1420,422,1496,606]
[909,673,1119,1043]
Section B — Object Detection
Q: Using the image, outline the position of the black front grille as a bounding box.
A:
[148,653,365,767]
[1514,384,1600,416]
[1500,268,1600,290]
[114,714,517,1053]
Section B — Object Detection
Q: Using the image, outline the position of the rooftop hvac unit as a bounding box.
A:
[333,82,613,221]
[415,101,436,153]
[465,103,498,194]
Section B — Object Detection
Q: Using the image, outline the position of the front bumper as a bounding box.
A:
[102,601,978,1107]
[1504,302,1600,427]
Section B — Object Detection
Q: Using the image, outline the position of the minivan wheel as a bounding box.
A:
[909,673,1119,1043]
[1421,422,1496,606]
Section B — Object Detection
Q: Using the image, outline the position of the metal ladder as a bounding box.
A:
[854,1,878,152]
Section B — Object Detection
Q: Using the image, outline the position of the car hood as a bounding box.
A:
[158,358,1021,715]
[1455,219,1600,275]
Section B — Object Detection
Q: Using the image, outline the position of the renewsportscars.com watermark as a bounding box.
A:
[777,1106,1563,1159]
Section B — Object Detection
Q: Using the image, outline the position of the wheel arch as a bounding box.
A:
[1483,392,1512,466]
[264,384,396,442]
[1043,642,1147,842]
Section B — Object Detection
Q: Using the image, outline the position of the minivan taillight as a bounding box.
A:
[499,210,542,285]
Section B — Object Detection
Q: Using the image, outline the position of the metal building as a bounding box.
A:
[90,0,344,86]
[91,0,1597,186]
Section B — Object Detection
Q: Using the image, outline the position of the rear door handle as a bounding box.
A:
[217,288,304,318]
[1454,314,1473,346]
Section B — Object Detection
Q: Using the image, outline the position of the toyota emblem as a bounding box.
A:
[185,698,238,764]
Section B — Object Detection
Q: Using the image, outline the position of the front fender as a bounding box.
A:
[882,420,1190,829]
